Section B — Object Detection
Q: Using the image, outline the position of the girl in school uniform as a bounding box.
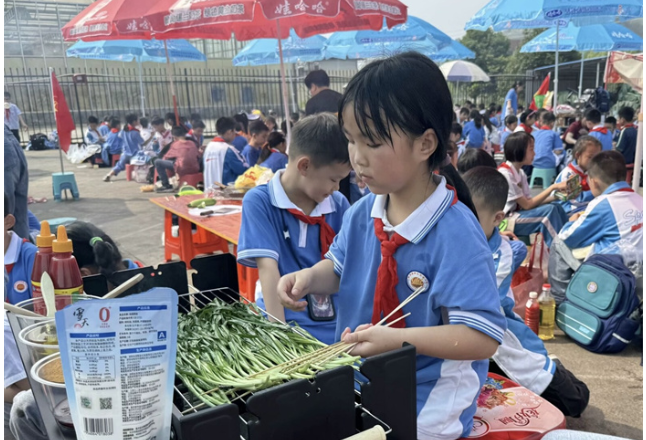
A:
[277,52,507,440]
[498,132,569,247]
[258,131,288,172]
[462,109,486,149]
[103,113,152,182]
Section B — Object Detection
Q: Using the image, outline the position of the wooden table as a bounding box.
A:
[150,194,258,299]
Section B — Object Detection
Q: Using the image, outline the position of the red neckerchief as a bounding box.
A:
[498,162,513,172]
[591,126,608,135]
[520,123,532,134]
[568,163,590,191]
[286,210,335,260]
[612,187,635,194]
[371,186,458,328]
[188,129,194,136]
[270,148,281,154]
[540,125,552,130]
[212,136,226,143]
[127,125,140,132]
[622,123,636,130]
[533,122,541,129]
[110,128,119,133]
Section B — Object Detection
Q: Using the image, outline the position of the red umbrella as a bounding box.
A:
[62,0,407,135]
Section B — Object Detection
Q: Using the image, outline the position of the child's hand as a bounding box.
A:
[341,324,401,358]
[551,181,568,192]
[276,270,311,312]
[569,212,583,222]
[500,230,519,240]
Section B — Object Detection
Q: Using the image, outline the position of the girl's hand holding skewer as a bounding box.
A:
[341,324,402,358]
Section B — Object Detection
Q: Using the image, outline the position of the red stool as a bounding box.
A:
[125,164,134,181]
[154,168,175,184]
[163,211,229,269]
[111,154,121,166]
[178,172,203,188]
[626,164,635,184]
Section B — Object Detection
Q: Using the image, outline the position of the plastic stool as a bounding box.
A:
[178,172,203,188]
[626,164,634,184]
[163,211,229,269]
[52,172,80,201]
[111,154,121,167]
[530,167,556,189]
[125,164,134,181]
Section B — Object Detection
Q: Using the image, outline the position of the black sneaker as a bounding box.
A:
[155,185,174,193]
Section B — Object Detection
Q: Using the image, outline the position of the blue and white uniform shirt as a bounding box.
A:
[85,128,104,146]
[238,170,350,344]
[4,231,37,305]
[499,162,531,214]
[488,230,555,395]
[325,175,506,440]
[119,127,144,156]
[589,125,614,151]
[559,181,643,253]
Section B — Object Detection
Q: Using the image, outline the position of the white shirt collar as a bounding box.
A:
[592,124,604,130]
[267,170,335,216]
[4,232,22,265]
[370,175,455,244]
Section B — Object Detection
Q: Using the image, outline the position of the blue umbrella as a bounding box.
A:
[466,0,643,113]
[521,22,642,97]
[431,41,475,62]
[232,30,326,66]
[67,39,206,116]
[323,16,453,60]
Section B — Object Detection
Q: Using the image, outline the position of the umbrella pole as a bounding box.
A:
[579,52,585,101]
[553,19,559,124]
[138,61,146,117]
[164,40,180,125]
[50,67,65,174]
[276,19,292,149]
[633,97,643,191]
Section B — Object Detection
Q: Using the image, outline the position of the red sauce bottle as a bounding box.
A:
[31,221,55,315]
[524,291,540,335]
[50,226,84,301]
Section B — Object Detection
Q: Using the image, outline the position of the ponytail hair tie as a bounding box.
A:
[89,237,104,247]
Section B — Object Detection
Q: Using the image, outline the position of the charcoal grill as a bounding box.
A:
[171,288,418,440]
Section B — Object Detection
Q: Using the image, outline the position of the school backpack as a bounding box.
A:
[593,87,611,113]
[556,254,641,354]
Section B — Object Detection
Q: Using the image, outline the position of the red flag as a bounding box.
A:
[51,71,75,153]
[530,73,550,111]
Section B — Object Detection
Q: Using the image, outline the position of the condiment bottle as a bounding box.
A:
[525,291,540,335]
[50,226,83,299]
[31,221,55,315]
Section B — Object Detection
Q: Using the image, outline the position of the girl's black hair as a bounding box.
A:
[470,109,483,129]
[109,117,120,129]
[258,131,286,164]
[457,148,497,174]
[338,52,475,216]
[124,113,138,131]
[66,221,124,279]
[504,131,533,163]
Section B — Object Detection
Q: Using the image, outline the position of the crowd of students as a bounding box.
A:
[5,52,643,440]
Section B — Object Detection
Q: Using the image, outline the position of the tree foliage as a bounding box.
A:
[459,29,510,75]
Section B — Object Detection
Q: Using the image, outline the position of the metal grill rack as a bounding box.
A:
[171,288,418,440]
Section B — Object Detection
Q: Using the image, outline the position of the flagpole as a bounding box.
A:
[50,67,65,174]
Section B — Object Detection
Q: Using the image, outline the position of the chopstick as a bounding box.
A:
[102,274,144,299]
[375,285,425,326]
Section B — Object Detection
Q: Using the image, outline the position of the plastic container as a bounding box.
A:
[50,226,84,296]
[31,221,55,316]
[525,291,540,335]
[18,319,59,365]
[13,294,98,330]
[539,284,556,341]
[30,352,74,430]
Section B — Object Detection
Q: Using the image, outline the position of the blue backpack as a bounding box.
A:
[556,254,641,354]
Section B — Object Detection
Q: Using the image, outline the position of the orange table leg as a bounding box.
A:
[177,217,195,269]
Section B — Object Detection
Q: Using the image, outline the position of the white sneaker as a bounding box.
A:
[103,174,111,182]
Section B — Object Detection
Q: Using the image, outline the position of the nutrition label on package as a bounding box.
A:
[56,289,178,440]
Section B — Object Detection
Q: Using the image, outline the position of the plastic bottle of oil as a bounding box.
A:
[525,292,540,335]
[538,284,556,341]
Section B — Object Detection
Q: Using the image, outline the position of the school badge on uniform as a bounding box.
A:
[406,271,429,292]
[13,280,28,294]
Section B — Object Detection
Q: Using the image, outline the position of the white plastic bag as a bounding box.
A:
[66,144,101,164]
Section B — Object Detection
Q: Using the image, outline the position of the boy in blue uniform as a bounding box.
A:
[585,108,613,151]
[241,120,270,166]
[463,167,590,417]
[103,113,153,182]
[203,117,249,187]
[4,194,37,304]
[258,132,288,172]
[532,112,564,172]
[616,106,637,165]
[98,115,111,137]
[277,53,506,440]
[101,118,123,166]
[463,110,485,148]
[500,114,518,148]
[238,113,351,344]
[85,115,106,148]
[554,136,602,213]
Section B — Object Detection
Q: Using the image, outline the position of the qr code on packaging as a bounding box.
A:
[100,398,112,410]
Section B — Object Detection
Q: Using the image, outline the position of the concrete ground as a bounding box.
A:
[26,149,643,439]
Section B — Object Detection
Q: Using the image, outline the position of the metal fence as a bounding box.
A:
[4,66,355,145]
[448,74,540,109]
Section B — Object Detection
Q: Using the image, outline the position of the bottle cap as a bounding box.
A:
[543,284,551,289]
[35,221,55,248]
[52,225,73,253]
[529,292,538,299]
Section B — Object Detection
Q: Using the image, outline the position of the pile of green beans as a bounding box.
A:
[176,300,359,407]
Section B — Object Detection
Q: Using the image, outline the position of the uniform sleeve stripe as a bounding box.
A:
[448,311,504,342]
[324,250,343,276]
[237,249,279,267]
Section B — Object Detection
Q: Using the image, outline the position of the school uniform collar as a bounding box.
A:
[568,161,584,175]
[370,175,455,244]
[487,227,502,254]
[604,181,632,195]
[499,161,521,181]
[267,170,335,216]
[591,124,608,134]
[4,232,22,265]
